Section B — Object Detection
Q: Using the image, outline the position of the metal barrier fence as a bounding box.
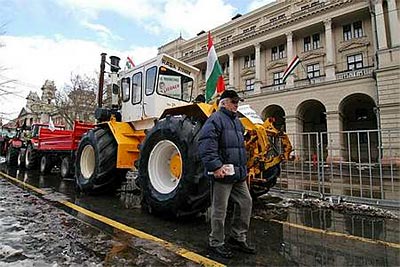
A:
[276,128,400,207]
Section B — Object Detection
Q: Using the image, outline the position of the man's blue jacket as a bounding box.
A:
[198,107,247,183]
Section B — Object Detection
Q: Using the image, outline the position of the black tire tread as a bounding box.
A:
[75,127,125,193]
[138,115,210,217]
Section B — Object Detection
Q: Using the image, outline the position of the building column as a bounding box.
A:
[387,0,400,47]
[375,0,388,49]
[326,111,345,163]
[324,19,336,81]
[286,32,294,88]
[228,52,234,89]
[254,43,262,93]
[285,114,302,161]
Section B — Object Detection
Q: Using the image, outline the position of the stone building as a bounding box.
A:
[15,80,96,129]
[15,80,64,128]
[159,0,400,164]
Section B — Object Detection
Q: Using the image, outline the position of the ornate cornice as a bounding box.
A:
[180,0,358,62]
[267,59,286,70]
[301,48,326,61]
[240,67,255,77]
[338,38,370,52]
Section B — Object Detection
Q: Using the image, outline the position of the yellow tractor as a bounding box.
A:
[75,53,292,217]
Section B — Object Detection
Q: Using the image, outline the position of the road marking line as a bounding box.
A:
[0,171,225,267]
[0,171,48,195]
[270,219,400,249]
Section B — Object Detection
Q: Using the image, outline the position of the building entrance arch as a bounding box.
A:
[262,104,286,131]
[296,100,328,161]
[339,93,378,162]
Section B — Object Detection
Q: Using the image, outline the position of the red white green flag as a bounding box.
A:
[282,55,300,82]
[205,32,225,102]
[126,56,135,69]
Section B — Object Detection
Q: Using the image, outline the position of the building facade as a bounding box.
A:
[14,80,96,130]
[159,0,400,164]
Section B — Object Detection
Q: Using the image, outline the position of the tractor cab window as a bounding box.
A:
[145,67,157,95]
[132,72,142,104]
[157,67,193,102]
[121,77,130,102]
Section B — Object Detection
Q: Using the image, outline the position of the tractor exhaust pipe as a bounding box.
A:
[97,53,107,108]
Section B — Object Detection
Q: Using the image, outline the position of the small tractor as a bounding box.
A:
[75,53,292,217]
[5,126,27,166]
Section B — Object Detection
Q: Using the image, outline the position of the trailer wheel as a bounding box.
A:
[61,157,71,178]
[25,144,39,169]
[75,127,125,193]
[6,147,18,166]
[138,115,210,217]
[17,149,26,168]
[40,155,53,174]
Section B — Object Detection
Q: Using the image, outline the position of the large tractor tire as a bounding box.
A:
[25,144,39,169]
[75,127,125,193]
[138,115,210,217]
[6,147,19,166]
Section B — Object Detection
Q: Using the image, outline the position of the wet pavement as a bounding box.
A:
[0,175,200,266]
[1,164,399,266]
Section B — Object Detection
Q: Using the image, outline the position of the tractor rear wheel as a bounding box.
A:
[6,147,18,166]
[138,115,210,217]
[75,127,125,193]
[25,144,39,169]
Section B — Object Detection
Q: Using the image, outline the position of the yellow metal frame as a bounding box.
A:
[105,117,146,169]
[240,116,293,182]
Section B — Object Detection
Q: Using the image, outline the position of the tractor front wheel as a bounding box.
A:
[138,115,210,217]
[75,127,125,193]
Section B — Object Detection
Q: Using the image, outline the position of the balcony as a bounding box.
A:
[261,84,286,93]
[294,76,326,87]
[336,66,374,81]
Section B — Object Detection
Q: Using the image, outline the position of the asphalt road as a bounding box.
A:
[1,164,399,266]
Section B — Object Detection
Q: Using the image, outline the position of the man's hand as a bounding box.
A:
[213,166,226,179]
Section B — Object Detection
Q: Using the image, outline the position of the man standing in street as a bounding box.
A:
[198,90,256,259]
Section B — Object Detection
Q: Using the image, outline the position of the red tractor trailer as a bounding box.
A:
[20,121,94,178]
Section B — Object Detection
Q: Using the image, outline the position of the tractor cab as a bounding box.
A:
[117,54,199,130]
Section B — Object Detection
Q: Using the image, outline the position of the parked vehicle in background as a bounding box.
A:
[19,121,93,177]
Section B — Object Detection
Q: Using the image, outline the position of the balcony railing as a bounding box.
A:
[336,66,374,80]
[294,76,326,87]
[261,84,286,93]
[260,66,375,95]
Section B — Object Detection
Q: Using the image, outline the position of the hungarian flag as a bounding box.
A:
[205,32,225,102]
[282,55,300,82]
[126,56,135,69]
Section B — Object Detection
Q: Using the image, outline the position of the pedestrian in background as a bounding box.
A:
[198,90,256,259]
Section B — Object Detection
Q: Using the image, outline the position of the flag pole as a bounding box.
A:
[299,61,311,84]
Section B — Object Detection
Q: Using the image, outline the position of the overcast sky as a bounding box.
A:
[0,0,275,122]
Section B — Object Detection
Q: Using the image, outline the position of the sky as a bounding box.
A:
[0,0,275,123]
